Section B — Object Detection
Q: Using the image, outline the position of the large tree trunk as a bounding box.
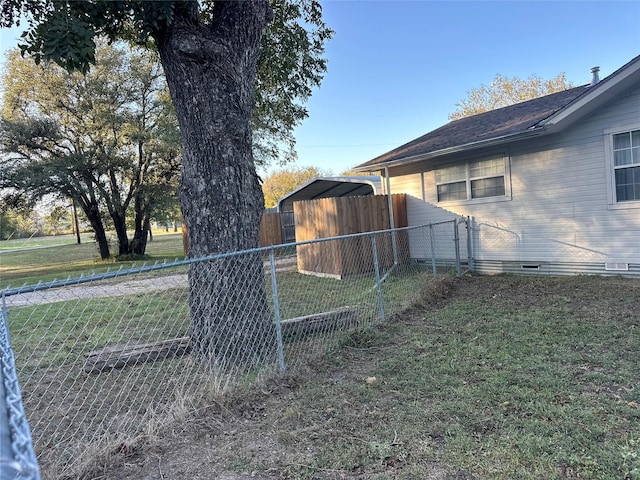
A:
[111,211,129,256]
[81,201,110,260]
[155,1,277,368]
[130,206,150,256]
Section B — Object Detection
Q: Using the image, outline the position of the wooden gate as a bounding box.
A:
[280,211,295,244]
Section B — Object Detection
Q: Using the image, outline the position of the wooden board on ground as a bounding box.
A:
[84,307,358,373]
[84,337,190,373]
[280,306,357,337]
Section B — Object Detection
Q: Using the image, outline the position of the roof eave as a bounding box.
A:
[353,127,547,172]
[355,55,640,173]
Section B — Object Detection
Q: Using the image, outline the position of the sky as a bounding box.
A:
[1,1,639,176]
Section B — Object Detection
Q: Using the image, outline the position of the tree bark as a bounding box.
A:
[130,205,150,256]
[154,1,276,368]
[81,200,110,260]
[110,210,129,256]
[72,199,81,244]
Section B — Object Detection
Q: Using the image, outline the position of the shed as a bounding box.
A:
[277,176,383,243]
[294,194,409,279]
[277,176,382,213]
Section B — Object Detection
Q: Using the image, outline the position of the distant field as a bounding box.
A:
[0,233,96,251]
[0,232,185,289]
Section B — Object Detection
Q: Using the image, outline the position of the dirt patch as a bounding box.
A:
[104,374,475,480]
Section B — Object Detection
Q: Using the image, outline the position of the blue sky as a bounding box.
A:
[1,1,639,176]
[291,0,640,175]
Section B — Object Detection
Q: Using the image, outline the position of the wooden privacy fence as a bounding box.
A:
[294,194,409,279]
[181,212,283,254]
[259,212,283,247]
[184,197,406,254]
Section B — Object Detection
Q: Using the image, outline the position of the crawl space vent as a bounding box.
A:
[605,262,629,271]
[520,264,541,270]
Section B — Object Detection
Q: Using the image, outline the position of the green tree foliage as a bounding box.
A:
[449,72,574,120]
[254,0,332,164]
[261,165,328,208]
[42,204,72,235]
[0,44,181,259]
[0,192,36,240]
[1,0,332,166]
[338,168,376,177]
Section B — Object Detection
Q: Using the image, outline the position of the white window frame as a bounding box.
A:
[605,123,640,210]
[434,154,512,205]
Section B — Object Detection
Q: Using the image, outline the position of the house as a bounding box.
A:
[354,55,640,276]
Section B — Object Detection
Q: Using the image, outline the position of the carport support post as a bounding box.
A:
[268,250,286,372]
[384,167,398,265]
[371,236,385,323]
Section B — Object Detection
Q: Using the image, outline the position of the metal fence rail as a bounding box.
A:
[0,220,465,479]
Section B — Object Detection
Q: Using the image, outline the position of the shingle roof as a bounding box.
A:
[357,85,591,169]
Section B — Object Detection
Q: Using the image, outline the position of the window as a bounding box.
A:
[612,129,640,202]
[436,156,507,202]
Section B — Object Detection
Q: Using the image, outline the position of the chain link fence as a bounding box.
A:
[0,219,467,479]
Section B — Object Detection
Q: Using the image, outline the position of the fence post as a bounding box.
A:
[454,219,461,277]
[429,224,437,278]
[371,235,385,323]
[0,292,14,478]
[466,216,474,272]
[386,194,399,265]
[0,293,41,480]
[1,292,8,345]
[268,250,286,372]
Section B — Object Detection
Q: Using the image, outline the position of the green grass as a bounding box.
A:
[5,234,639,480]
[9,288,190,369]
[0,232,185,289]
[237,274,640,480]
[0,232,96,250]
[269,263,435,320]
[9,264,422,372]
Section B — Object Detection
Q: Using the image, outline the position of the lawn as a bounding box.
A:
[101,273,640,480]
[0,232,185,289]
[5,237,639,479]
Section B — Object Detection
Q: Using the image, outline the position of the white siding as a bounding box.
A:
[387,82,640,274]
[387,172,469,263]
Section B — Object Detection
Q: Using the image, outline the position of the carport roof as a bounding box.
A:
[277,176,382,212]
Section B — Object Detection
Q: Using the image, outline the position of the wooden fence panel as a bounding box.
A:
[293,194,408,279]
[259,212,282,247]
[294,198,342,276]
